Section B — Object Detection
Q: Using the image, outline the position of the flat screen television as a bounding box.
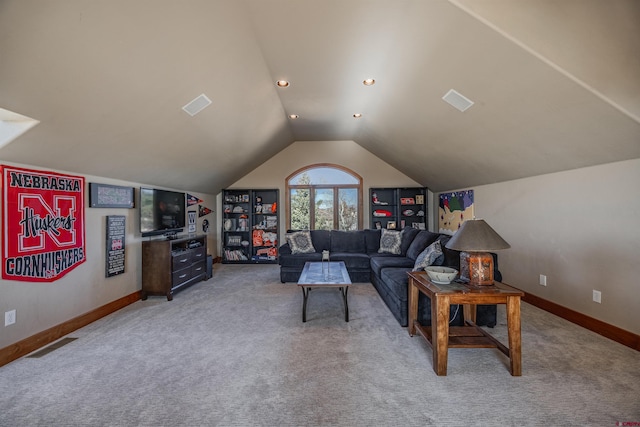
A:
[139,187,186,237]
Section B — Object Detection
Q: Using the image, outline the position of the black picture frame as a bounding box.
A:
[89,183,135,208]
[106,215,126,277]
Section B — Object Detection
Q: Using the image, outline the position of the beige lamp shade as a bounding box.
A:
[445,219,510,252]
[445,219,510,286]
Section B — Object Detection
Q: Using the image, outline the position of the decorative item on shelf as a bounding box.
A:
[265,216,277,229]
[373,209,392,217]
[372,192,388,205]
[255,196,262,213]
[400,197,415,205]
[241,194,250,202]
[224,218,236,231]
[415,194,424,205]
[238,218,248,231]
[261,231,277,246]
[402,209,415,216]
[375,221,382,229]
[412,222,426,230]
[227,235,242,246]
[252,229,263,246]
[262,204,272,214]
[387,221,396,229]
[223,204,232,213]
[416,210,425,216]
[232,205,244,213]
[445,219,510,286]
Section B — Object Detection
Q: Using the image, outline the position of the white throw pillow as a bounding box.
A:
[412,240,444,271]
[378,229,402,254]
[286,231,316,254]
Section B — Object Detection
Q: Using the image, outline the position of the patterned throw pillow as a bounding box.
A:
[378,229,402,254]
[286,231,316,254]
[412,240,444,271]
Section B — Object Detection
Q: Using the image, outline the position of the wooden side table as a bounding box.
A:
[407,271,524,376]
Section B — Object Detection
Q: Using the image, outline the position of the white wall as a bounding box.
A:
[449,158,640,334]
[219,140,422,252]
[0,162,216,350]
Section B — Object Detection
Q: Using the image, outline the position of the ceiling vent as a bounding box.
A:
[182,94,212,116]
[442,89,474,112]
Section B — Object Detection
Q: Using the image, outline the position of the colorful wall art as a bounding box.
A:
[2,165,86,282]
[438,189,474,235]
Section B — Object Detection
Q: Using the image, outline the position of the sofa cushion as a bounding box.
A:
[378,229,402,254]
[331,230,366,253]
[286,231,316,254]
[363,229,382,253]
[279,252,323,268]
[412,240,444,271]
[370,255,414,277]
[329,252,371,271]
[406,230,441,260]
[399,227,420,256]
[380,267,413,303]
[310,230,331,252]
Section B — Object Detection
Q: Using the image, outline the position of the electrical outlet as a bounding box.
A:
[593,290,602,304]
[539,274,547,286]
[4,310,16,326]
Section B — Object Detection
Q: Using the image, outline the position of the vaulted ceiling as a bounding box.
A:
[1,0,639,194]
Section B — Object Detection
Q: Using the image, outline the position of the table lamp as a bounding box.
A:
[444,219,510,286]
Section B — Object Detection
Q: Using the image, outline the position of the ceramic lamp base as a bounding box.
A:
[460,251,494,286]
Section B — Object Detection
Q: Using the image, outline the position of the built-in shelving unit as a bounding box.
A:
[222,189,279,264]
[369,187,427,230]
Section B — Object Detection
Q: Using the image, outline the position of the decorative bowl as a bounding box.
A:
[424,266,458,284]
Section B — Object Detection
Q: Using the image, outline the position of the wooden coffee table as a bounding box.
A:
[407,271,524,376]
[297,261,351,322]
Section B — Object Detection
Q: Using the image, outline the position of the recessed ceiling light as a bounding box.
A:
[288,114,299,119]
[353,113,362,118]
[363,78,375,86]
[276,80,290,88]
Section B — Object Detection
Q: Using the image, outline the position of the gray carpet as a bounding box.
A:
[1,264,638,426]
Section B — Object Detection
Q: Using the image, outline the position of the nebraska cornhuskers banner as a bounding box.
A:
[2,165,86,282]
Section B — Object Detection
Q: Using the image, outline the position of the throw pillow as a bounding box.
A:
[286,231,316,254]
[412,240,444,271]
[378,228,402,254]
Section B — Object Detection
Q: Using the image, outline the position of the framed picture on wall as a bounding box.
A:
[89,183,135,208]
[387,221,396,229]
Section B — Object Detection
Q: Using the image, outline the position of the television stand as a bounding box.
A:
[141,235,207,300]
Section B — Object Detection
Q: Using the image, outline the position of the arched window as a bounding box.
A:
[286,164,363,230]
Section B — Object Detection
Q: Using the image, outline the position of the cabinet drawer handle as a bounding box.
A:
[194,267,202,272]
[178,274,188,279]
[180,259,188,263]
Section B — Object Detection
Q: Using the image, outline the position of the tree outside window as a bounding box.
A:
[287,165,362,230]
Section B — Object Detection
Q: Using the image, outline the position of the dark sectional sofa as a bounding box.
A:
[279,227,499,327]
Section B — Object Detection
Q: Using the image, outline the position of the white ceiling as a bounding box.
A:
[1,0,639,194]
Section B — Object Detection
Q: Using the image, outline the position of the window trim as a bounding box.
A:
[285,163,363,230]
